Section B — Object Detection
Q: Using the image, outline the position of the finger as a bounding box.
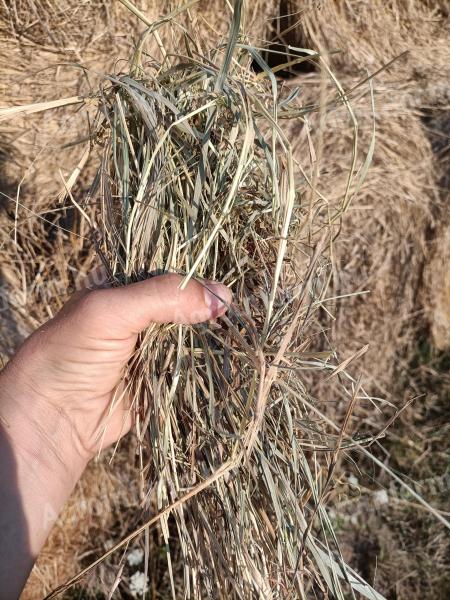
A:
[82,273,232,337]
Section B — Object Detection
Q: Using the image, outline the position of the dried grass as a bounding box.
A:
[36,2,384,597]
[286,0,450,399]
[1,0,449,599]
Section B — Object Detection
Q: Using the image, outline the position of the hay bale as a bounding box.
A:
[283,0,449,396]
[425,225,450,351]
[288,76,437,397]
[301,0,450,104]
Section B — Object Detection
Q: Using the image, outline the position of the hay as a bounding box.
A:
[38,2,385,597]
[1,0,449,598]
[284,0,450,399]
[2,1,387,598]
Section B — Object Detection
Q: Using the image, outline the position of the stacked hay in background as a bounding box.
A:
[1,0,449,598]
[298,2,450,596]
[299,0,450,393]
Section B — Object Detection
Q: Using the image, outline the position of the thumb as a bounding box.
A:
[76,273,232,338]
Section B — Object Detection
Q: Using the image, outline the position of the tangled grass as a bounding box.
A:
[20,1,383,598]
[11,0,447,598]
[1,1,449,598]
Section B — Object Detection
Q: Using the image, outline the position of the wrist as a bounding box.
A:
[0,364,88,484]
[0,366,87,589]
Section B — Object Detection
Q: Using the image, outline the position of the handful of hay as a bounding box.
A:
[4,1,381,598]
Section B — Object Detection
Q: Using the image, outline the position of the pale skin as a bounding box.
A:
[0,273,231,599]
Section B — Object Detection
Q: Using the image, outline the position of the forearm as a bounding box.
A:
[0,369,86,599]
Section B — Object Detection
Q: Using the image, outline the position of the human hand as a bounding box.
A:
[0,273,231,598]
[1,273,231,466]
